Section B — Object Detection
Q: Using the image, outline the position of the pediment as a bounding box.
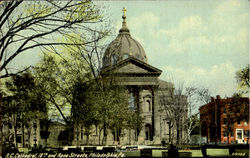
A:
[101,57,162,75]
[116,62,149,73]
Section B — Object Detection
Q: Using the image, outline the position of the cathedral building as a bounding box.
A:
[98,8,188,145]
[2,9,188,148]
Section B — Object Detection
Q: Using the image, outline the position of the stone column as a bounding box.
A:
[153,87,161,144]
[138,87,145,144]
[138,87,144,113]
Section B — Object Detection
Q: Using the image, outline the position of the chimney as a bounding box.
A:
[216,95,221,100]
[211,97,215,102]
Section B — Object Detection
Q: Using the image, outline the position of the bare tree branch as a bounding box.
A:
[0,0,106,78]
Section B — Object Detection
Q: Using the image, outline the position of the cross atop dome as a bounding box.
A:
[122,7,127,18]
[120,7,129,34]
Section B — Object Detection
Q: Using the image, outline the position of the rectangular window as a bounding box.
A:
[231,121,234,127]
[237,119,241,125]
[244,118,248,125]
[244,130,250,138]
[223,107,226,113]
[237,109,240,114]
[223,131,227,137]
[223,118,227,125]
[237,130,243,140]
[231,131,234,137]
[129,93,136,110]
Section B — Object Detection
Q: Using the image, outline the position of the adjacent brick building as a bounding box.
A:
[200,95,249,144]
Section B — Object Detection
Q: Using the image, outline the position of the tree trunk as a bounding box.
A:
[102,124,107,145]
[177,129,179,145]
[76,132,79,147]
[98,128,102,146]
[129,129,131,145]
[22,122,25,147]
[176,120,180,145]
[86,134,89,145]
[14,124,17,148]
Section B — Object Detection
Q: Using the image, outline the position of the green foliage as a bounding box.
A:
[3,71,47,122]
[235,65,249,94]
[88,83,142,139]
[33,48,143,145]
[222,96,249,143]
[0,0,109,78]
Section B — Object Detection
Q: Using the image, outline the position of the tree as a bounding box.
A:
[222,95,249,144]
[159,83,188,145]
[0,0,108,78]
[159,83,211,145]
[96,84,142,145]
[33,53,90,145]
[186,87,211,144]
[172,85,188,145]
[2,71,47,148]
[0,0,109,154]
[71,78,100,146]
[33,48,141,146]
[235,65,249,94]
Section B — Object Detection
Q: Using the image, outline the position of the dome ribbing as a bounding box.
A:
[102,8,148,67]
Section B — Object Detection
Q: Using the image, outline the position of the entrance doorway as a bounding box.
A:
[145,124,152,141]
[236,129,244,144]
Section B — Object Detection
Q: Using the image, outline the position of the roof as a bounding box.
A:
[101,56,162,75]
[158,79,174,90]
[102,11,147,68]
[199,96,249,110]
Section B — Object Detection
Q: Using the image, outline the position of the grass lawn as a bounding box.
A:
[207,149,229,157]
[124,149,204,157]
[123,149,231,157]
[123,150,140,157]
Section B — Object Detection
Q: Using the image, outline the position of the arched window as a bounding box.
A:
[135,54,140,60]
[145,124,152,140]
[145,100,150,112]
[111,54,118,65]
[128,93,136,110]
[103,57,109,66]
[123,54,129,60]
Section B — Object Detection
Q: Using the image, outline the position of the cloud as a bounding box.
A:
[211,0,247,31]
[129,12,160,29]
[128,12,159,46]
[108,1,248,98]
[153,0,248,56]
[161,62,238,97]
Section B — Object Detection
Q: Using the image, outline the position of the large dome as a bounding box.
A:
[102,9,147,67]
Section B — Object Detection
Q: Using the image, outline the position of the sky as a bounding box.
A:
[96,0,249,97]
[12,0,249,98]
